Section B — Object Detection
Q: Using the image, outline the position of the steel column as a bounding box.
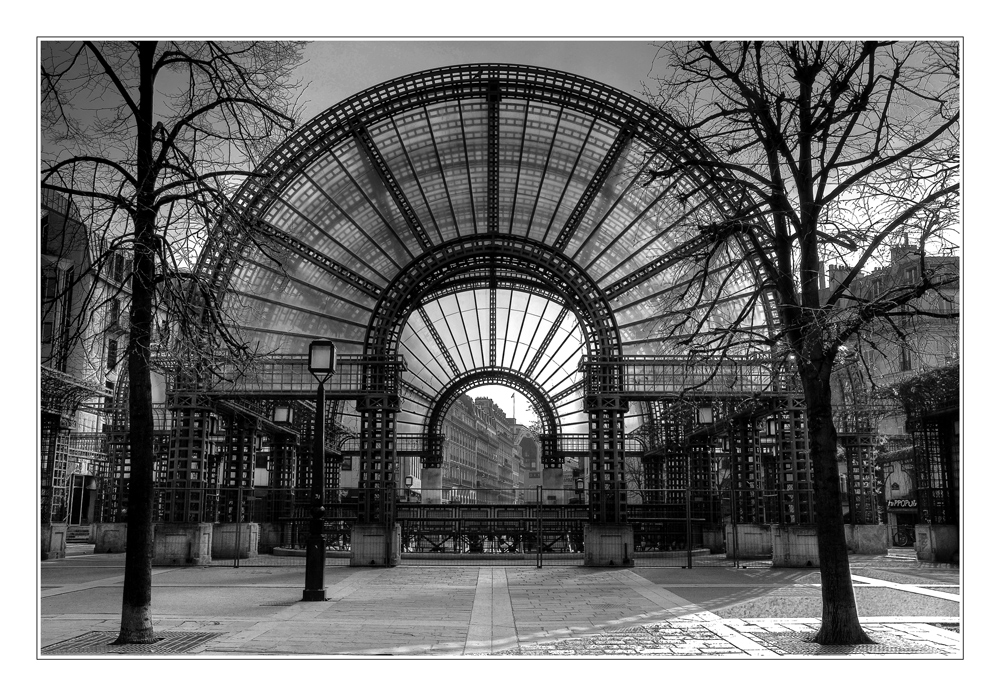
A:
[303,381,327,601]
[165,395,215,523]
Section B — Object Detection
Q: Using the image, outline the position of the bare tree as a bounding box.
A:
[41,40,305,644]
[644,41,958,644]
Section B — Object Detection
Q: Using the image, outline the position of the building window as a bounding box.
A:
[107,338,119,370]
[107,297,121,329]
[41,321,54,344]
[105,381,115,412]
[42,270,58,300]
[899,344,912,372]
[113,253,125,283]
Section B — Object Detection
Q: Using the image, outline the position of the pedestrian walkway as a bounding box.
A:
[40,557,961,657]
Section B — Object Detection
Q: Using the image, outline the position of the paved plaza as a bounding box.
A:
[40,548,961,657]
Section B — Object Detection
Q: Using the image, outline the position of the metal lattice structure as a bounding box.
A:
[109,64,805,531]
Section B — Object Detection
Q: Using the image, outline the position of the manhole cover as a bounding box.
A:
[753,631,943,655]
[42,631,221,655]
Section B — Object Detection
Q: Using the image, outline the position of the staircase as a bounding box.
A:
[66,526,91,544]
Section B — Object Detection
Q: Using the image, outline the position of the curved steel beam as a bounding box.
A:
[364,236,622,366]
[424,366,560,440]
[199,63,775,336]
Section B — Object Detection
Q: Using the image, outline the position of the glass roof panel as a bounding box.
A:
[210,66,778,438]
[396,287,586,428]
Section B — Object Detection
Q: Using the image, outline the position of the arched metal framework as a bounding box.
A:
[191,64,780,526]
[364,237,621,362]
[423,367,561,470]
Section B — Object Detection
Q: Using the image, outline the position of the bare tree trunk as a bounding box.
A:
[801,370,873,645]
[114,41,158,645]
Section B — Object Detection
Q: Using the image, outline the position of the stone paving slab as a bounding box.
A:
[39,562,961,658]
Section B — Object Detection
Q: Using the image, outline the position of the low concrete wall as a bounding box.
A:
[41,523,68,560]
[701,528,725,554]
[844,524,889,555]
[771,526,820,567]
[211,523,259,559]
[915,524,959,563]
[350,523,400,566]
[153,523,213,566]
[258,522,282,554]
[725,524,772,558]
[94,522,128,553]
[583,524,634,566]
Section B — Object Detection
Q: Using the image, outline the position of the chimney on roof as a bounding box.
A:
[891,245,918,264]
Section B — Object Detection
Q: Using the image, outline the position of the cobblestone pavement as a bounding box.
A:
[40,555,961,657]
[489,618,961,657]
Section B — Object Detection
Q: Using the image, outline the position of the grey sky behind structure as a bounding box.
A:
[296,40,664,121]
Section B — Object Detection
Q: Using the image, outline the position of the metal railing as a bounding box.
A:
[135,484,849,569]
[579,355,788,398]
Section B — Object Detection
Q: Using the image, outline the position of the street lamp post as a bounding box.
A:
[304,340,336,601]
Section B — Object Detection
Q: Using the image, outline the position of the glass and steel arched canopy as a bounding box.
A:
[199,64,776,437]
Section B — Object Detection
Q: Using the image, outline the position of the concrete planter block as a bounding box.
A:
[583,524,634,567]
[94,522,128,553]
[844,524,888,554]
[421,468,442,504]
[771,526,820,567]
[211,523,259,559]
[257,522,282,554]
[153,523,213,566]
[350,523,400,566]
[542,469,564,504]
[702,528,725,553]
[41,523,68,560]
[725,524,772,558]
[914,524,959,563]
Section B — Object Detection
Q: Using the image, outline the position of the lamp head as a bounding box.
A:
[273,404,293,424]
[308,340,337,376]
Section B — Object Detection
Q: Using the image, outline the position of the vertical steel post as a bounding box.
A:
[685,487,693,569]
[303,381,326,601]
[233,485,242,570]
[536,484,543,569]
[234,423,246,570]
[730,452,739,568]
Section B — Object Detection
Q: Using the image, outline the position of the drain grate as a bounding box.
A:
[609,626,651,634]
[42,631,221,655]
[258,601,298,606]
[752,631,943,655]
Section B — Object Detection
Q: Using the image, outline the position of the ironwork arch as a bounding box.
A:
[426,367,559,440]
[364,236,622,363]
[185,63,788,529]
[198,63,775,339]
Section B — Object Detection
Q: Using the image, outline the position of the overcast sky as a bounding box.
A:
[296,40,665,121]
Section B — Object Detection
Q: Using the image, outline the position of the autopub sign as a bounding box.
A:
[886,498,917,510]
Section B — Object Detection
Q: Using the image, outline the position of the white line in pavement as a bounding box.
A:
[851,575,960,601]
[40,568,180,598]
